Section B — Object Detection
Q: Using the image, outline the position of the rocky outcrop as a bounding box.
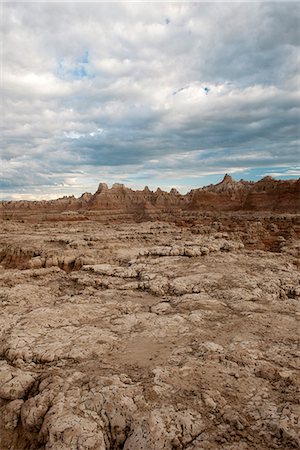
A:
[186,175,300,212]
[243,176,300,212]
[0,218,299,449]
[0,175,299,217]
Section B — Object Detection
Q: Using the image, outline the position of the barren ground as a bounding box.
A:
[0,215,299,449]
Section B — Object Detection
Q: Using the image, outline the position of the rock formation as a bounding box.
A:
[0,175,299,449]
[0,217,299,449]
[1,175,299,218]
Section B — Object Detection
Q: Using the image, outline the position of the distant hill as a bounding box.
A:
[1,175,299,216]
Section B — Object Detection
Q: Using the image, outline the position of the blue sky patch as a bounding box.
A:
[56,50,90,80]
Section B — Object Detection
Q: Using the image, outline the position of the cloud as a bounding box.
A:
[1,2,299,199]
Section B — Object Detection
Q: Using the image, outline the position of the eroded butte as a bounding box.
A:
[0,179,300,450]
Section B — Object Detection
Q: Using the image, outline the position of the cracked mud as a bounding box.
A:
[0,216,299,449]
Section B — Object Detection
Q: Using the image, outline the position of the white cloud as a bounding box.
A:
[64,131,85,139]
[1,2,299,199]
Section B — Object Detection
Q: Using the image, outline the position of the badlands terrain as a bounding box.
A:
[0,176,299,450]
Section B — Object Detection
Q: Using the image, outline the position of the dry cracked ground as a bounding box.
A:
[0,216,299,449]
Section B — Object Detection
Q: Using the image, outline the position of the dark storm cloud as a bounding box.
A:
[1,2,299,199]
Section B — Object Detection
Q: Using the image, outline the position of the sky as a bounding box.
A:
[1,1,300,200]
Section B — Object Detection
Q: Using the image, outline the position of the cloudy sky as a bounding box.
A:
[1,1,300,200]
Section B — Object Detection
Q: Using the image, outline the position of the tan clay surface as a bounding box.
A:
[0,212,299,449]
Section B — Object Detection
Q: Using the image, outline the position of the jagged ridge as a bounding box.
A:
[0,175,299,214]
